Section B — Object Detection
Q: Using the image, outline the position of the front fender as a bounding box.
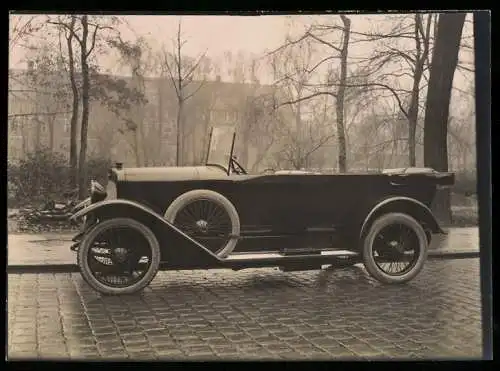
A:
[360,196,445,241]
[71,197,91,214]
[70,199,221,264]
[70,199,159,223]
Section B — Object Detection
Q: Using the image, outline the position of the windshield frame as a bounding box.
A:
[205,126,236,175]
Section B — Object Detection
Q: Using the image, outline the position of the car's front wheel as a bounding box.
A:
[77,218,161,295]
[362,212,428,284]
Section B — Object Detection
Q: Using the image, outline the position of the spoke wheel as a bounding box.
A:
[173,199,232,255]
[78,218,160,295]
[164,190,240,258]
[372,223,420,276]
[362,213,428,284]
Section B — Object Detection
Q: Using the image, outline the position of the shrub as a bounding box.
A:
[8,148,71,207]
[453,170,477,196]
[8,148,113,207]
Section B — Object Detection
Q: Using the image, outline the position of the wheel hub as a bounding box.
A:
[388,240,404,253]
[112,247,129,263]
[195,219,209,233]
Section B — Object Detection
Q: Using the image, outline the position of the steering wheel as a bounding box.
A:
[230,156,248,175]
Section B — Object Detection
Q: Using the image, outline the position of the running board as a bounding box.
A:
[223,250,358,269]
[226,250,357,261]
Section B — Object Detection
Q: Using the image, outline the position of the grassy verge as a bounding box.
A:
[450,205,479,228]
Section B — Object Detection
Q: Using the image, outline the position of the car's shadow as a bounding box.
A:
[74,264,431,310]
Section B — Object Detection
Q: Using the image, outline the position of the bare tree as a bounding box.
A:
[9,15,44,53]
[78,15,93,198]
[48,15,121,198]
[335,15,351,172]
[107,36,154,166]
[269,15,361,172]
[161,19,207,166]
[353,14,434,167]
[62,17,80,188]
[423,12,466,224]
[241,91,284,171]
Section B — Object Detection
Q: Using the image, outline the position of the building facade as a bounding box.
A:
[8,67,279,170]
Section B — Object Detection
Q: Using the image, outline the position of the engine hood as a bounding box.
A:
[113,166,228,182]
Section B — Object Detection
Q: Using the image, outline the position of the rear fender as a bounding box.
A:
[360,196,445,243]
[70,199,221,265]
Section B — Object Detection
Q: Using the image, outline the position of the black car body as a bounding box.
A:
[70,126,454,295]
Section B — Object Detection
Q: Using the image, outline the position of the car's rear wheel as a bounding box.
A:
[164,189,240,258]
[77,218,161,295]
[362,213,428,284]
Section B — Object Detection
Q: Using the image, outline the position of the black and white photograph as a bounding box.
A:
[7,11,490,361]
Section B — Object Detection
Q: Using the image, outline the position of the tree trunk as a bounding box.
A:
[176,102,184,166]
[408,64,423,167]
[133,128,141,166]
[423,12,466,224]
[336,15,351,173]
[407,14,432,167]
[34,116,42,151]
[78,15,90,200]
[67,17,79,190]
[48,118,55,151]
[21,118,27,157]
[131,73,146,167]
[156,79,164,166]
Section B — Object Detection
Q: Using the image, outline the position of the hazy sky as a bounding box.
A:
[9,13,474,70]
[9,13,475,110]
[122,15,292,57]
[9,14,295,69]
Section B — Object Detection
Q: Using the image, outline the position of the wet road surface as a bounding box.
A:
[8,258,483,361]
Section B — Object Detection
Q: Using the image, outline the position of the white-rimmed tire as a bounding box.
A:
[77,218,161,295]
[164,189,240,258]
[362,213,428,284]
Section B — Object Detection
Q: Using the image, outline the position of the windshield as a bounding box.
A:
[206,126,236,172]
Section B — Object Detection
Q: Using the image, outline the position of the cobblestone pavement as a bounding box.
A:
[7,228,479,267]
[8,258,483,361]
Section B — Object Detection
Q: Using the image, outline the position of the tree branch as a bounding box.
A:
[275,91,337,108]
[342,82,409,118]
[306,55,340,74]
[304,132,336,158]
[9,111,72,118]
[306,32,342,52]
[48,17,83,45]
[264,32,310,57]
[162,50,180,99]
[85,24,100,57]
[184,80,206,101]
[456,64,475,73]
[182,50,207,82]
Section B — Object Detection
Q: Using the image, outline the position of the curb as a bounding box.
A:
[428,250,479,259]
[7,264,79,274]
[7,250,480,274]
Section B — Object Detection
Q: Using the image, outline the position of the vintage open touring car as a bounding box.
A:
[70,126,454,295]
